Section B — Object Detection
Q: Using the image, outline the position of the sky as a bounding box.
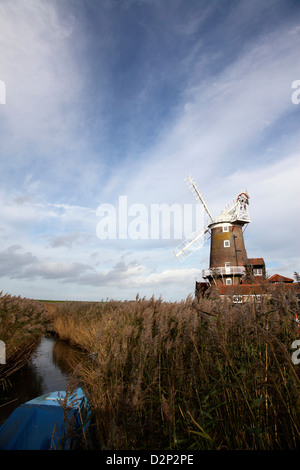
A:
[0,0,300,301]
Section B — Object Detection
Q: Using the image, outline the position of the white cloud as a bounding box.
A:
[0,0,104,204]
[0,245,38,278]
[0,190,95,243]
[119,17,300,205]
[49,232,92,249]
[0,1,81,144]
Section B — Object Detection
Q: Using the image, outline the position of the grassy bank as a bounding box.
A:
[48,291,300,450]
[0,292,48,389]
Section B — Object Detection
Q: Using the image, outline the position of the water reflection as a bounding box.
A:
[52,339,84,376]
[0,336,85,426]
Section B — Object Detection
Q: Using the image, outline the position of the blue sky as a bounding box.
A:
[0,0,300,301]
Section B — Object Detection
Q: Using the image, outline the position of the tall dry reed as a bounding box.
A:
[0,292,48,388]
[50,290,300,450]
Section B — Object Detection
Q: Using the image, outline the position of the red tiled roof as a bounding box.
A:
[217,284,267,295]
[210,281,299,296]
[246,258,265,266]
[268,274,294,283]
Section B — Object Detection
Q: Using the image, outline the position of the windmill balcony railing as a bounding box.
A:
[202,266,246,278]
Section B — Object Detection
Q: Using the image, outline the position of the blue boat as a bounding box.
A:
[0,388,90,450]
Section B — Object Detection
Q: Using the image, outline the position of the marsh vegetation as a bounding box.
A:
[1,290,299,449]
[50,291,300,450]
[0,292,48,389]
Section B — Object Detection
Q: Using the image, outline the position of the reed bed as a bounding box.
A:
[0,292,48,389]
[49,290,300,450]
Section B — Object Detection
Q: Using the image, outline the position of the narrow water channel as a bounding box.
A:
[0,336,85,426]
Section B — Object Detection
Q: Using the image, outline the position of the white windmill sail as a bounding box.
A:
[173,226,210,262]
[184,175,214,222]
[174,175,213,262]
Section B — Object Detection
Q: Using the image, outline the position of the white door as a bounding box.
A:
[225,262,231,274]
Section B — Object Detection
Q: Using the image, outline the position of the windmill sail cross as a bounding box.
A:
[174,227,210,262]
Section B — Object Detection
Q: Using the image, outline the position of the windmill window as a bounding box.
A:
[253,268,263,276]
[224,240,230,247]
[226,278,232,285]
[223,226,229,232]
[233,295,243,303]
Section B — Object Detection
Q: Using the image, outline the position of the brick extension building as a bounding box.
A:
[196,260,300,303]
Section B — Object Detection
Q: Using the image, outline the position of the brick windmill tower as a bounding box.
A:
[174,176,252,289]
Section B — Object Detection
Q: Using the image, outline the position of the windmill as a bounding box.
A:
[174,175,251,287]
